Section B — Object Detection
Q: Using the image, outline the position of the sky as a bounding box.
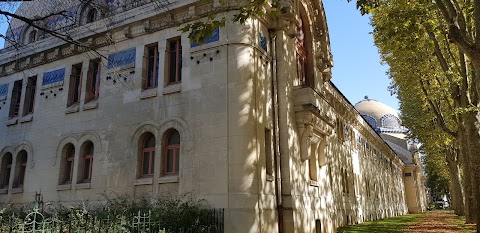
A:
[0,1,399,110]
[323,0,400,110]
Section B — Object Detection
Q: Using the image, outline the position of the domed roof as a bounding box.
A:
[354,97,403,130]
[4,0,134,48]
[5,0,79,46]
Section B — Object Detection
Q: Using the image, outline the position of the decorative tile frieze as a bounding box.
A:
[42,68,65,89]
[191,27,220,48]
[107,48,136,70]
[0,83,8,101]
[0,1,227,76]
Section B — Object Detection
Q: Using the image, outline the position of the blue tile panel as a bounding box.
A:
[0,83,8,100]
[362,114,377,128]
[108,48,136,69]
[191,27,220,48]
[42,68,65,88]
[46,4,79,31]
[259,33,268,52]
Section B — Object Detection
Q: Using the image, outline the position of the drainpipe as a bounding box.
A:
[270,30,284,233]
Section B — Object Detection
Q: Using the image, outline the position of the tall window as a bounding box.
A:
[265,128,273,176]
[86,9,97,24]
[29,30,37,43]
[23,76,37,115]
[86,59,100,101]
[344,169,350,195]
[163,129,180,175]
[296,17,307,86]
[167,38,182,85]
[143,44,158,89]
[0,153,12,189]
[68,64,82,107]
[141,134,155,177]
[63,144,75,184]
[9,80,22,118]
[81,141,94,182]
[14,150,27,188]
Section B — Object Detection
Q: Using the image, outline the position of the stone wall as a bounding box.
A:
[0,1,418,233]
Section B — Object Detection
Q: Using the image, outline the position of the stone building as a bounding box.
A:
[354,97,428,214]
[0,0,426,232]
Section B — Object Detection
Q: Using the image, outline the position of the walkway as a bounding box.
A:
[338,210,476,233]
[407,210,475,233]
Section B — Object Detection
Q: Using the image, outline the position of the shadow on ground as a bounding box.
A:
[338,210,476,233]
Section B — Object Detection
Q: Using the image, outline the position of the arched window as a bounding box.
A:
[14,150,27,188]
[86,8,97,24]
[29,30,37,43]
[296,17,307,86]
[81,141,94,182]
[0,153,12,189]
[163,129,180,175]
[381,114,401,129]
[63,144,75,184]
[295,10,313,87]
[141,133,155,177]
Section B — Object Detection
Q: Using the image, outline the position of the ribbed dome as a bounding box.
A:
[354,97,402,129]
[5,0,79,46]
[4,0,134,48]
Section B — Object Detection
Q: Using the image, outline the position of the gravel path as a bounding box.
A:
[407,210,475,233]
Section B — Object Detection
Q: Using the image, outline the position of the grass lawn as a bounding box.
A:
[337,213,425,233]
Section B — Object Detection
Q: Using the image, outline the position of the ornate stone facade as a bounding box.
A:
[0,1,426,232]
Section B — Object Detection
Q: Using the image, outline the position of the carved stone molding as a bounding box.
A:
[296,110,333,162]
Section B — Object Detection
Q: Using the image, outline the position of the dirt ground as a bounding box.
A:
[407,210,476,233]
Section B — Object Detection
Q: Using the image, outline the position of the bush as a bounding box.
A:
[0,192,222,233]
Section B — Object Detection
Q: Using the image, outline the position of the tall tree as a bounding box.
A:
[368,0,478,225]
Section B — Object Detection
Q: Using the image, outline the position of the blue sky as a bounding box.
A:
[0,1,399,110]
[323,0,399,110]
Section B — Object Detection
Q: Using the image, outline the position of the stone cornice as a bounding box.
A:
[322,82,405,168]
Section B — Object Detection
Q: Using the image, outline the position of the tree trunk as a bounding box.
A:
[458,128,473,223]
[463,112,479,225]
[446,152,465,216]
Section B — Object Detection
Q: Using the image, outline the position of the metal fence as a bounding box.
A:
[1,203,224,233]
